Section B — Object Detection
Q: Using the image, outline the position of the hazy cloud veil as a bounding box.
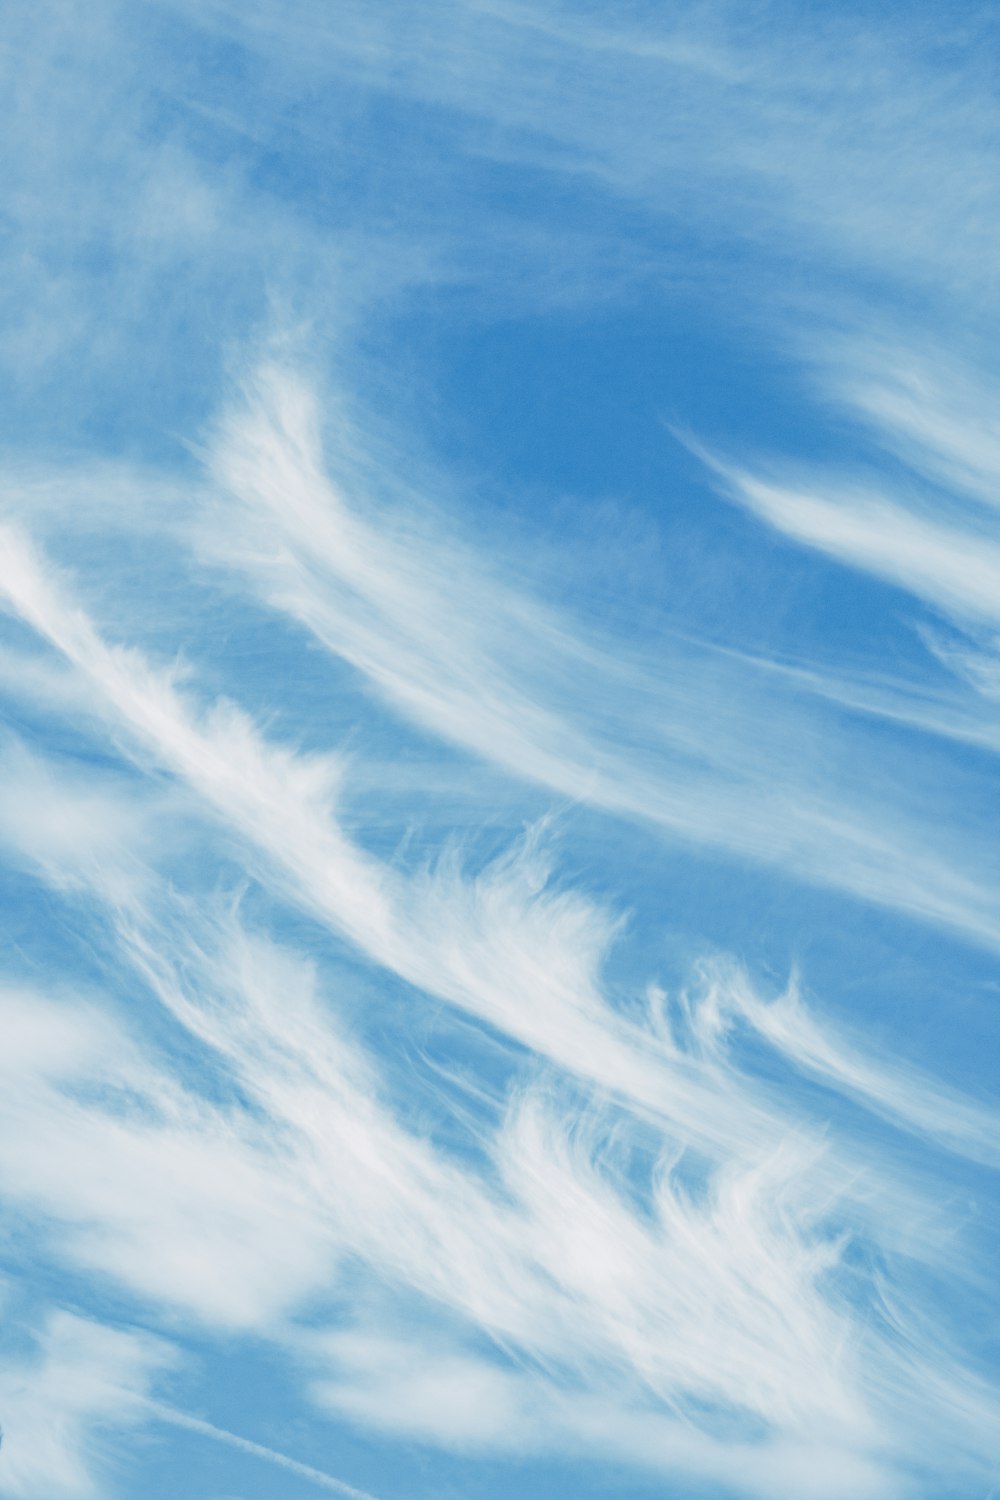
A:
[0,3,998,1498]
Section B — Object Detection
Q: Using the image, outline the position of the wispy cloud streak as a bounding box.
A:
[146,1403,382,1499]
[0,725,995,1495]
[196,364,1000,952]
[0,1308,172,1499]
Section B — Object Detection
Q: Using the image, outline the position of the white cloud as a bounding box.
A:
[0,984,336,1329]
[714,463,1000,630]
[0,739,161,903]
[195,361,1000,957]
[157,0,1000,329]
[0,522,782,1141]
[0,757,993,1493]
[0,1309,172,1499]
[822,339,1000,517]
[689,959,1000,1170]
[308,1324,900,1500]
[145,1401,381,1499]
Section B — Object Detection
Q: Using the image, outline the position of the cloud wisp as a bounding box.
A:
[145,1403,383,1500]
[192,362,1000,956]
[0,1308,173,1500]
[0,556,996,1496]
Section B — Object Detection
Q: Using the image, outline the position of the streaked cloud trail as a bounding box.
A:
[145,1404,383,1499]
[195,363,1000,952]
[0,504,997,1495]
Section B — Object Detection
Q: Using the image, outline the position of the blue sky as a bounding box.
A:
[0,3,999,1497]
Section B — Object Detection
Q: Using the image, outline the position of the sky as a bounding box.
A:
[0,2,999,1497]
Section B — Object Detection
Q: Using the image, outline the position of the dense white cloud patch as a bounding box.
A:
[0,1309,172,1499]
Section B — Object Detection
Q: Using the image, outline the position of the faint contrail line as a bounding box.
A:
[144,1400,382,1499]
